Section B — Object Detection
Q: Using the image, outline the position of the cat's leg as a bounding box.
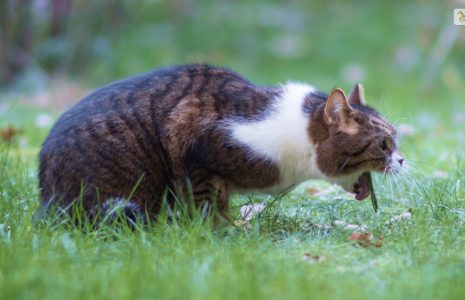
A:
[189,173,233,225]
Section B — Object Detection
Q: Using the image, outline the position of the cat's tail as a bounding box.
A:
[35,197,146,229]
[92,198,146,228]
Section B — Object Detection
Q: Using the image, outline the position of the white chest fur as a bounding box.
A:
[229,82,326,194]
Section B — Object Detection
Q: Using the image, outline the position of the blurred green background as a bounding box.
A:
[1,0,464,167]
[1,2,465,299]
[1,0,464,102]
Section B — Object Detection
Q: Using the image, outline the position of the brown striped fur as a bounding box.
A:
[39,64,401,222]
[39,65,281,220]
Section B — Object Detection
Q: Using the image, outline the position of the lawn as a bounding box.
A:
[1,1,465,299]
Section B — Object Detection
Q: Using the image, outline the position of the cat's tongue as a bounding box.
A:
[355,172,371,201]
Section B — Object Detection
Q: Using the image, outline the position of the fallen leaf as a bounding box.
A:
[301,253,325,263]
[349,231,373,241]
[240,202,266,221]
[0,126,22,142]
[372,237,384,248]
[305,185,341,199]
[349,231,383,248]
[306,187,320,195]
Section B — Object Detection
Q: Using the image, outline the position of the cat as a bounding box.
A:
[38,64,404,223]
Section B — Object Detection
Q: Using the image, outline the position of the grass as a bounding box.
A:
[1,140,464,300]
[1,0,465,299]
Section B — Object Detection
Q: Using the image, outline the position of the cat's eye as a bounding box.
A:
[380,140,388,151]
[380,138,394,152]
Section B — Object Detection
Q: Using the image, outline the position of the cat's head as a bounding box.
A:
[310,84,403,200]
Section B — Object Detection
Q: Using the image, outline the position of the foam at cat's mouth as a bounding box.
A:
[353,172,371,201]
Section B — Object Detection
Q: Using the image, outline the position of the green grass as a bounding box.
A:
[1,0,465,299]
[1,139,465,300]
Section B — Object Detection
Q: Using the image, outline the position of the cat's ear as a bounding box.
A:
[348,83,366,105]
[324,88,353,125]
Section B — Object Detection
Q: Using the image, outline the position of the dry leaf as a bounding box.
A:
[310,185,340,198]
[0,126,22,142]
[349,231,383,248]
[306,187,320,195]
[349,232,373,241]
[372,237,384,248]
[301,253,325,263]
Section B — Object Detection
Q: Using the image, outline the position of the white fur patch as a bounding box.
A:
[390,151,404,172]
[229,82,326,193]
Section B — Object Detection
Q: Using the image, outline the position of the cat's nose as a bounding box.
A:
[392,152,404,167]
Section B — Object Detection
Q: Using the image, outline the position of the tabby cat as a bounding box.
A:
[39,64,403,222]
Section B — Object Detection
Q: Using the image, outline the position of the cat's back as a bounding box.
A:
[46,65,213,137]
[47,65,266,137]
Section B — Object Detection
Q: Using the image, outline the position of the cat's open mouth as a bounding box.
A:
[353,172,371,201]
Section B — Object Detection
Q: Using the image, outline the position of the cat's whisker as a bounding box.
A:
[390,172,399,191]
[400,160,426,175]
[403,168,423,179]
[338,157,351,172]
[394,166,425,195]
[403,159,426,168]
[408,159,435,171]
[381,167,389,182]
[403,161,422,169]
[386,175,393,198]
[389,172,402,198]
[392,118,412,131]
[402,165,428,181]
[392,173,403,189]
[398,169,417,182]
[400,170,425,193]
[393,117,411,124]
[404,161,428,171]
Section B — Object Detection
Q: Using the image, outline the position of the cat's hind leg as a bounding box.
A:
[188,174,234,226]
